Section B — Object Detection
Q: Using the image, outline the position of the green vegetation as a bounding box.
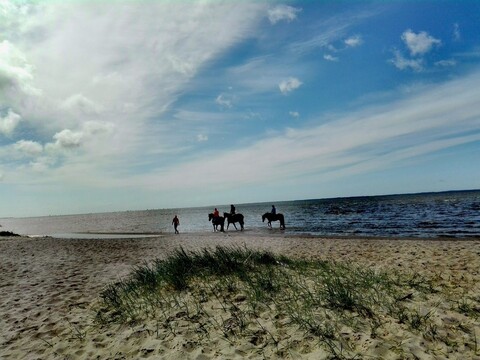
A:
[95,246,449,358]
[0,231,21,237]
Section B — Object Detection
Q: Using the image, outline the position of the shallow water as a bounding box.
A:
[1,190,479,238]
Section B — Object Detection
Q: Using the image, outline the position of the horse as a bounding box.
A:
[223,212,244,231]
[262,212,285,230]
[208,213,225,232]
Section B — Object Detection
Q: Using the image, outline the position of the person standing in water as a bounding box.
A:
[172,215,180,234]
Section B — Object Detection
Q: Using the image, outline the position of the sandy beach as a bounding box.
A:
[1,232,479,359]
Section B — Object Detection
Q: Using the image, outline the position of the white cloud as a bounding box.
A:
[267,5,301,24]
[390,49,423,72]
[43,120,114,155]
[82,121,114,136]
[0,40,41,97]
[401,29,441,56]
[215,94,233,108]
[435,59,457,67]
[279,77,302,94]
[50,129,83,149]
[0,109,22,136]
[30,156,56,173]
[289,111,300,118]
[197,134,208,142]
[14,140,43,157]
[344,35,363,47]
[453,23,461,41]
[61,93,101,116]
[323,54,339,62]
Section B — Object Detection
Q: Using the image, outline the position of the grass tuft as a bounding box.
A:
[96,246,440,358]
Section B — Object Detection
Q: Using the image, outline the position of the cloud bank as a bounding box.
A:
[0,1,267,185]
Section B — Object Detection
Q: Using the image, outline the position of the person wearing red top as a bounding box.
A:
[213,208,219,218]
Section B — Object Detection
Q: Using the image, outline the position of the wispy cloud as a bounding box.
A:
[130,70,480,194]
[215,93,233,108]
[288,9,376,56]
[435,59,457,67]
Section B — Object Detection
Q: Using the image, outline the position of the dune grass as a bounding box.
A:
[95,246,446,358]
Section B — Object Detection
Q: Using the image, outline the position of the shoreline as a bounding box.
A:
[2,230,479,242]
[1,234,479,359]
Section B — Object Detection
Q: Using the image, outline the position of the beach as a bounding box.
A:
[1,233,479,359]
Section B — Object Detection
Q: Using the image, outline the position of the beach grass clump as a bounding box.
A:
[95,246,439,358]
[457,297,480,319]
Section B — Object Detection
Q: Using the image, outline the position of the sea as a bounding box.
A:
[1,190,479,239]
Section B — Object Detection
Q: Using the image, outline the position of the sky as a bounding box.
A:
[1,0,479,217]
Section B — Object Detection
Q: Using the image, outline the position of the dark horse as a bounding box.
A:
[262,212,285,230]
[223,212,244,231]
[208,213,225,232]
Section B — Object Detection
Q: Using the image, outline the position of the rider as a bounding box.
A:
[230,204,236,215]
[271,205,276,215]
[213,208,220,218]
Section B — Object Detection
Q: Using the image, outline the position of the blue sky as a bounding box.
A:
[1,0,479,217]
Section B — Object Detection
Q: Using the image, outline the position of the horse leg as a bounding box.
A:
[268,221,272,228]
[233,222,237,230]
[240,221,244,231]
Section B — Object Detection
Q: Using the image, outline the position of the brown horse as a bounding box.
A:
[223,212,244,231]
[262,212,285,230]
[208,213,225,232]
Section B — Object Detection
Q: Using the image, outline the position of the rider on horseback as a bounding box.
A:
[271,205,276,215]
[213,208,220,219]
[230,204,236,215]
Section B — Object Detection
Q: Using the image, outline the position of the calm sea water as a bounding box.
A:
[1,190,479,239]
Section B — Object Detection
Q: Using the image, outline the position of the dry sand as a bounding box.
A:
[1,232,479,359]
